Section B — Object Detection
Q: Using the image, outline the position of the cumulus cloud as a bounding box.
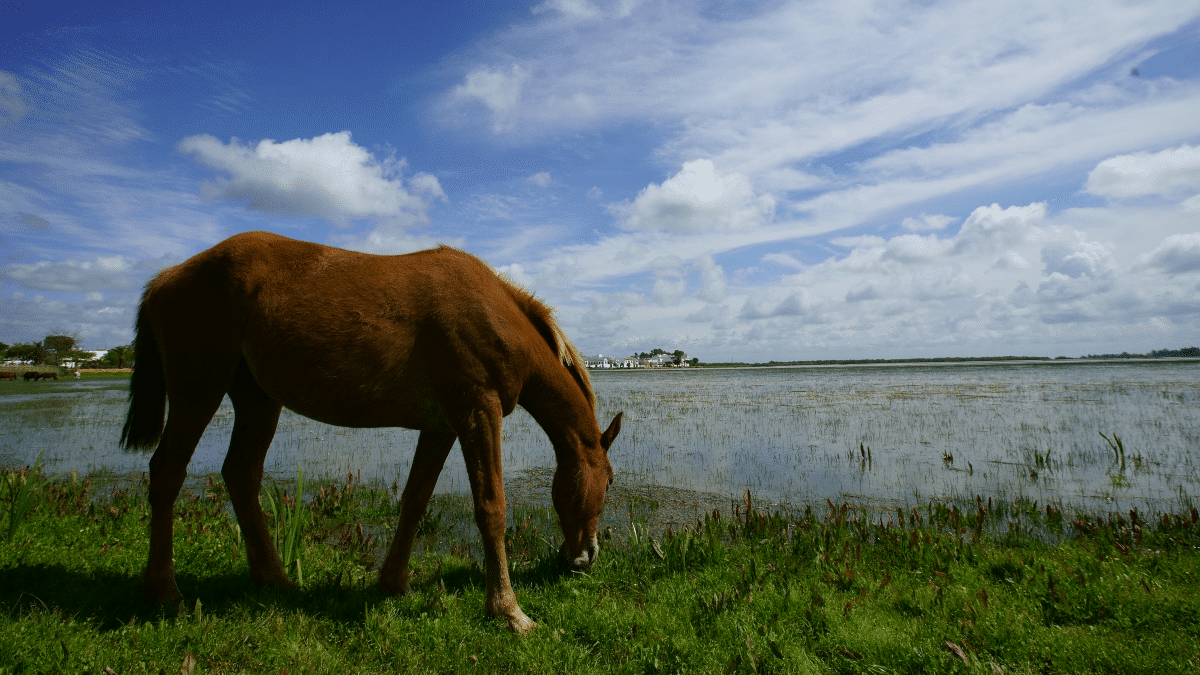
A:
[694,254,727,302]
[612,159,775,233]
[739,291,816,320]
[1086,145,1200,198]
[1041,241,1112,278]
[953,203,1046,255]
[885,233,953,263]
[1137,233,1200,274]
[1,256,134,292]
[845,282,881,303]
[901,214,956,232]
[528,171,552,187]
[178,131,444,227]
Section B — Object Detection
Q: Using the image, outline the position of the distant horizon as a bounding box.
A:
[3,2,1199,361]
[2,335,1198,366]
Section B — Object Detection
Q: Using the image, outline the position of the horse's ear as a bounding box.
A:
[600,412,623,454]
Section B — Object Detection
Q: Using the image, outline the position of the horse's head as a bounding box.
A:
[554,412,622,570]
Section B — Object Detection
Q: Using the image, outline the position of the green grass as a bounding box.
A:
[1,469,1198,674]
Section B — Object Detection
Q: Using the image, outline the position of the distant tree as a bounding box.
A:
[651,348,665,355]
[0,342,8,356]
[106,345,134,369]
[31,341,48,365]
[43,334,76,366]
[6,343,37,364]
[672,349,686,365]
[689,357,699,367]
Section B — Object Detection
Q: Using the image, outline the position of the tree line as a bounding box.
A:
[634,348,698,366]
[1083,346,1199,359]
[0,335,135,369]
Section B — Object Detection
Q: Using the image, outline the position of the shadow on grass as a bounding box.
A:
[0,552,577,632]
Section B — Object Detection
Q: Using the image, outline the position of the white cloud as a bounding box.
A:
[178,131,443,227]
[652,276,686,306]
[901,214,956,232]
[831,235,885,248]
[454,65,529,116]
[332,226,462,256]
[739,291,818,321]
[533,0,601,19]
[528,171,552,187]
[694,254,727,302]
[885,233,954,263]
[1,255,134,292]
[1137,232,1200,274]
[0,71,27,130]
[761,252,805,270]
[446,0,1200,170]
[1086,144,1200,198]
[1041,240,1112,278]
[612,159,775,233]
[952,203,1046,255]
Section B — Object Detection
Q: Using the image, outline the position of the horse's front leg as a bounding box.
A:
[458,402,536,633]
[379,430,456,595]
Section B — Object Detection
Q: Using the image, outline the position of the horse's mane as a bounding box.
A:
[496,272,596,410]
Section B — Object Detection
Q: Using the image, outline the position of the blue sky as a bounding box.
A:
[2,0,1199,361]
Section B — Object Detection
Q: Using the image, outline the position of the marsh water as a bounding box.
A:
[1,360,1197,518]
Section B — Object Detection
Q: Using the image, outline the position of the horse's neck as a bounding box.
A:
[520,364,600,466]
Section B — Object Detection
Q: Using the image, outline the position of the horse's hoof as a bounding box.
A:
[507,610,537,634]
[143,581,184,605]
[250,569,297,589]
[378,579,410,597]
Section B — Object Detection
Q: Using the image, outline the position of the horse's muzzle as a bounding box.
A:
[560,540,599,570]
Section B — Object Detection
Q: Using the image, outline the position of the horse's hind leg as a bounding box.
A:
[378,430,457,596]
[222,362,288,588]
[144,391,225,603]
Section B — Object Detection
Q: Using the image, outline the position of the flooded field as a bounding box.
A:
[1,360,1197,521]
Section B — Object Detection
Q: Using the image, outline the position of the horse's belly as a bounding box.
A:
[246,357,450,431]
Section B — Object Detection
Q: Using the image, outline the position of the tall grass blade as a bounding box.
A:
[5,450,56,543]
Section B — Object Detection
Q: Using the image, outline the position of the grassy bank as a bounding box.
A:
[1,467,1198,674]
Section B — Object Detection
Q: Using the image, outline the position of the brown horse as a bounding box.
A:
[121,231,622,632]
[0,371,15,381]
[22,371,39,382]
[39,372,58,380]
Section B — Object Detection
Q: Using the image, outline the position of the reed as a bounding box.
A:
[261,465,307,584]
[3,450,55,543]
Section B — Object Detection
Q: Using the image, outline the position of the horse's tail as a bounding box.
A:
[120,291,166,451]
